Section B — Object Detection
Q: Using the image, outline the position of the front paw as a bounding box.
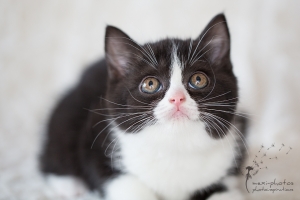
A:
[104,174,158,200]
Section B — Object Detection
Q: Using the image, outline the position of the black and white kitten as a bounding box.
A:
[40,13,247,200]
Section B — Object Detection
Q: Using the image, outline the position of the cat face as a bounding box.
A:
[104,14,238,139]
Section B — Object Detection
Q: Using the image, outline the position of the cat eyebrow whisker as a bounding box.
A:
[123,37,158,67]
[107,37,158,69]
[146,43,158,66]
[190,35,216,66]
[187,39,193,61]
[109,51,157,69]
[189,21,226,64]
[190,47,213,66]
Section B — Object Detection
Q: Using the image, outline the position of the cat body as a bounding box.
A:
[40,14,247,200]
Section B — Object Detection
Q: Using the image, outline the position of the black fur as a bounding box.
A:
[40,13,247,199]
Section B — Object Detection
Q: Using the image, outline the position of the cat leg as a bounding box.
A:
[104,174,158,200]
[45,174,88,198]
[207,176,245,200]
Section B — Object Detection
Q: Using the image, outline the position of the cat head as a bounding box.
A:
[104,13,238,139]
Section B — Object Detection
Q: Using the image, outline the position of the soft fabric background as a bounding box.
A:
[1,0,299,199]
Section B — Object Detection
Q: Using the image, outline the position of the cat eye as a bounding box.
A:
[141,77,161,94]
[189,73,208,89]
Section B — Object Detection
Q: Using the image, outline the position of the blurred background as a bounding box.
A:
[0,0,300,199]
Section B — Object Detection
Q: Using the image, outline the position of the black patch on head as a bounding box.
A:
[104,26,174,132]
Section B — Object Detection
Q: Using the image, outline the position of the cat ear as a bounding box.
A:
[197,13,230,65]
[105,26,138,78]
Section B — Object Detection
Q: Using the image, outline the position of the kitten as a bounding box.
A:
[40,13,247,200]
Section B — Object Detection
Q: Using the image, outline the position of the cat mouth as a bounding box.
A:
[170,110,189,120]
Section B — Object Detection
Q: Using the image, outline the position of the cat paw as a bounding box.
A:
[45,174,88,199]
[104,174,158,200]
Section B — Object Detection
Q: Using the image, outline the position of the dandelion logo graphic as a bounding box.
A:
[279,143,284,151]
[245,166,254,193]
[243,142,293,193]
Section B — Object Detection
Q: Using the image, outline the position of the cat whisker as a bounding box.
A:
[203,112,244,158]
[199,107,251,120]
[201,116,214,138]
[197,91,232,103]
[126,87,151,105]
[201,115,229,159]
[201,111,249,156]
[100,97,152,108]
[107,115,156,169]
[93,111,151,128]
[92,113,147,148]
[130,116,156,134]
[101,114,149,147]
[91,107,152,111]
[201,103,236,107]
[204,97,239,103]
[201,113,239,169]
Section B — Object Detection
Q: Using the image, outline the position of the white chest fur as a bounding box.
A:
[114,121,236,200]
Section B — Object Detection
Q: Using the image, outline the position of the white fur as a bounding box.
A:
[45,174,88,199]
[105,48,238,200]
[105,174,158,200]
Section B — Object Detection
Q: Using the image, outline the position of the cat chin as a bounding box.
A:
[171,111,189,119]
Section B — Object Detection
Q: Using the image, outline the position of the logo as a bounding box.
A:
[243,143,294,193]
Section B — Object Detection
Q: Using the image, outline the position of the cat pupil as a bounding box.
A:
[196,76,201,83]
[149,80,153,88]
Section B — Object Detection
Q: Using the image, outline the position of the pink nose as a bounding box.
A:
[169,92,186,107]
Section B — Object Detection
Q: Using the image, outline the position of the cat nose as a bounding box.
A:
[169,92,186,107]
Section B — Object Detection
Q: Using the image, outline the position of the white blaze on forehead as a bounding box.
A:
[169,46,185,90]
